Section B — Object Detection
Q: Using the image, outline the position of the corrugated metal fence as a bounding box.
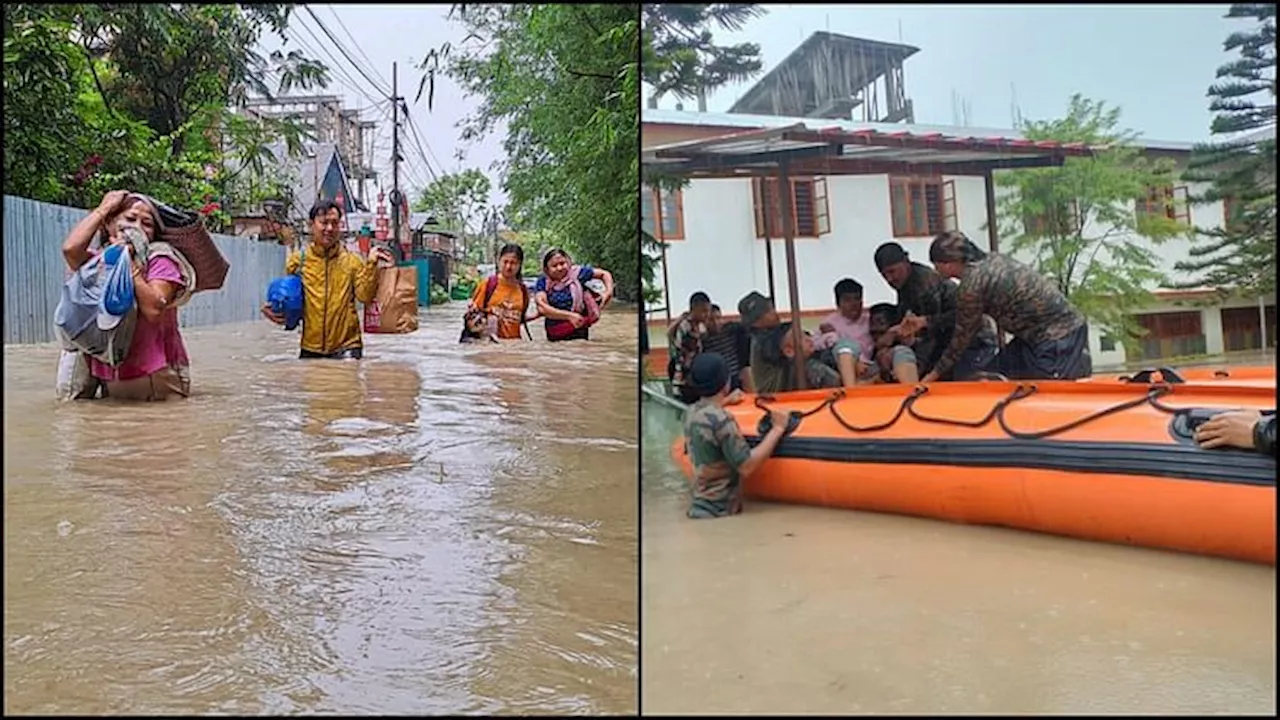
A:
[3,195,288,344]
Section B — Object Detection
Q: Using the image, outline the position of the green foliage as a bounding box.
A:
[641,4,766,101]
[3,3,326,227]
[441,4,639,300]
[995,94,1186,351]
[410,168,491,246]
[1176,3,1276,298]
[639,5,766,307]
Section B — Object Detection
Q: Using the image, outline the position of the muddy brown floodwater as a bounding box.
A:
[4,304,638,715]
[641,401,1275,716]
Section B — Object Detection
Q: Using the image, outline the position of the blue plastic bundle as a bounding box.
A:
[266,274,304,330]
[100,244,135,317]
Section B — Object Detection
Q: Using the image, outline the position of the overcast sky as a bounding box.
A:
[644,4,1246,143]
[257,4,507,207]
[262,4,1247,209]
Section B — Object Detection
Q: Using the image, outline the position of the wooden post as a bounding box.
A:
[653,186,672,323]
[756,177,778,303]
[983,168,1006,349]
[777,161,807,390]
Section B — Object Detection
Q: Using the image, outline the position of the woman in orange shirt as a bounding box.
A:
[469,243,533,340]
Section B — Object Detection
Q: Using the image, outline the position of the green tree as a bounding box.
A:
[3,3,326,225]
[642,4,766,102]
[3,4,94,202]
[1175,3,1276,297]
[434,3,639,300]
[410,168,492,259]
[995,94,1187,349]
[76,4,326,152]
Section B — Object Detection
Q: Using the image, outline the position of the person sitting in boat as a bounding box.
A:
[1195,410,1277,457]
[920,231,1092,383]
[534,248,615,342]
[683,352,791,519]
[469,243,533,340]
[813,278,873,362]
[667,292,712,402]
[737,291,843,393]
[261,200,392,359]
[873,241,997,380]
[811,277,880,385]
[867,303,920,384]
[704,304,754,395]
[60,190,195,401]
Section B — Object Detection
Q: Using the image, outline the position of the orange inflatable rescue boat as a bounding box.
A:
[672,381,1276,564]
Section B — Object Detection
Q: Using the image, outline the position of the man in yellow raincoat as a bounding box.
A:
[262,200,392,359]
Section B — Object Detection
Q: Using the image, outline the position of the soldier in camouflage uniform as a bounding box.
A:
[873,241,998,380]
[922,231,1092,382]
[737,291,843,393]
[682,352,790,519]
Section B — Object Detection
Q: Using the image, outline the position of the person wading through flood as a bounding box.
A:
[682,352,790,519]
[261,200,392,359]
[61,190,194,400]
[873,241,997,381]
[534,248,615,342]
[923,230,1092,382]
[469,243,533,340]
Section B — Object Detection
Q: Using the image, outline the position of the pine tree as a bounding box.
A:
[642,4,766,103]
[641,5,768,311]
[1175,3,1276,296]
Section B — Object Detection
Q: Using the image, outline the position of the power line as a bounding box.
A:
[400,105,440,183]
[284,23,385,108]
[303,5,392,97]
[326,5,390,91]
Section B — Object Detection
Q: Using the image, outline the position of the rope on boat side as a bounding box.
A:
[753,383,1183,442]
[996,386,1173,440]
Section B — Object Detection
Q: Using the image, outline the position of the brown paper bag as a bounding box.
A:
[369,265,419,335]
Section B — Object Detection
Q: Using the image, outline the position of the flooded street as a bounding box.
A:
[641,400,1275,716]
[4,305,638,715]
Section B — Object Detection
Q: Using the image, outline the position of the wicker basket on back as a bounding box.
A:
[159,222,228,292]
[131,194,230,293]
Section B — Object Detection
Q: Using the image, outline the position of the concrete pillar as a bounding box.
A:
[1201,307,1224,355]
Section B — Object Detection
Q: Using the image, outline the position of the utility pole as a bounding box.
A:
[390,61,402,262]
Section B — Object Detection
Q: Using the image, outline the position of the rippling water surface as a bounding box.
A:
[4,304,638,715]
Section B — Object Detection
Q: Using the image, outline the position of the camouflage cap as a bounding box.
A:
[928,230,988,264]
[737,291,772,327]
[689,351,729,397]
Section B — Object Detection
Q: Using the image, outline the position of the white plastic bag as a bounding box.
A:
[55,349,93,401]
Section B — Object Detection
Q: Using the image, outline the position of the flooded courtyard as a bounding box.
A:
[641,398,1275,716]
[4,306,638,715]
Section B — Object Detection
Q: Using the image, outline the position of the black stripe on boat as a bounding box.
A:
[742,437,1278,487]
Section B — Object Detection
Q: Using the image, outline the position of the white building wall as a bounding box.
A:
[652,174,991,316]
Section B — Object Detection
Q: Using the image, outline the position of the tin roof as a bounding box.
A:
[643,108,1197,153]
[642,120,1097,179]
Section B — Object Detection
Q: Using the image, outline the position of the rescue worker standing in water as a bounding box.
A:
[262,200,392,359]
